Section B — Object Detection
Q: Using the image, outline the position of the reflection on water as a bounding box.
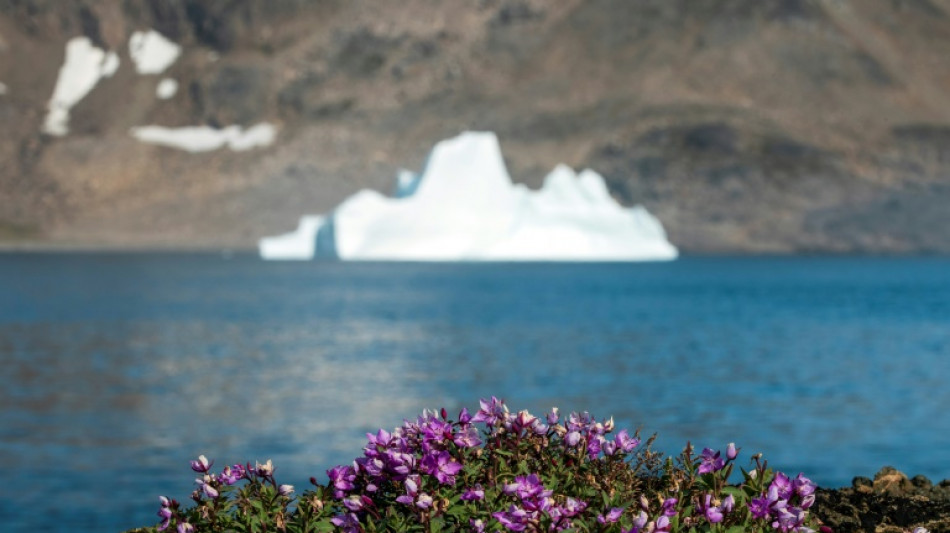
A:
[1,254,949,532]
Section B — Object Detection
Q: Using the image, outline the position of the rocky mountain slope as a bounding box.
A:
[2,0,949,253]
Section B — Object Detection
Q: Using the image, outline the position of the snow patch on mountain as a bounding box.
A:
[42,37,119,136]
[129,30,181,75]
[130,123,277,153]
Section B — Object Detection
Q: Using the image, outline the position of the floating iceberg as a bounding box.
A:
[259,132,677,261]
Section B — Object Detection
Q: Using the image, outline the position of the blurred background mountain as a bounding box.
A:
[1,0,949,253]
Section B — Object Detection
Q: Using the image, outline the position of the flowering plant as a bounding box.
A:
[129,398,825,533]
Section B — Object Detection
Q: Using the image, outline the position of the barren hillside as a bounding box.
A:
[1,0,949,252]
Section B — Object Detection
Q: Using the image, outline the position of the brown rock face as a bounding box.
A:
[815,467,950,533]
[2,0,950,251]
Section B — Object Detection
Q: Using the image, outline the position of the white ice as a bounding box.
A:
[259,216,327,260]
[156,78,178,99]
[129,30,181,75]
[129,123,277,152]
[42,37,119,136]
[259,131,678,262]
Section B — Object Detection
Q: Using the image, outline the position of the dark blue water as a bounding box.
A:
[2,253,949,532]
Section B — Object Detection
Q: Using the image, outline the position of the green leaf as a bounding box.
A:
[311,518,336,532]
[720,486,745,501]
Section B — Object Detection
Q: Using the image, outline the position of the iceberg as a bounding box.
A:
[259,132,677,261]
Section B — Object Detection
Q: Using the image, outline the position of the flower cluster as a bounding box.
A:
[748,472,817,532]
[131,398,836,533]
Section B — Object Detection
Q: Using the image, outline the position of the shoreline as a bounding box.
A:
[814,467,950,533]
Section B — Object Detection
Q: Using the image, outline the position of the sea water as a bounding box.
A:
[1,253,948,532]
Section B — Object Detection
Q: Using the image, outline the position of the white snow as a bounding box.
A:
[129,30,181,75]
[0,82,7,95]
[259,131,678,262]
[129,123,277,152]
[42,37,120,136]
[156,78,178,99]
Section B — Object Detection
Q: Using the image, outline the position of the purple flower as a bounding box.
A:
[801,492,816,510]
[471,396,507,426]
[772,506,806,532]
[587,435,603,459]
[749,496,771,519]
[727,442,738,460]
[156,496,173,531]
[614,430,641,453]
[454,425,482,448]
[327,464,357,498]
[385,450,415,479]
[698,448,725,474]
[190,455,212,473]
[219,464,245,485]
[253,459,274,478]
[767,484,789,513]
[722,494,735,514]
[358,457,385,477]
[662,497,678,517]
[566,411,593,432]
[415,493,433,509]
[396,475,419,505]
[421,450,463,485]
[458,407,473,424]
[565,431,582,447]
[493,505,530,532]
[343,495,364,511]
[365,428,393,451]
[503,474,546,500]
[561,497,587,517]
[177,523,194,533]
[546,407,559,425]
[793,473,817,498]
[278,484,294,496]
[330,513,361,533]
[420,417,455,446]
[470,518,486,533]
[622,510,649,533]
[597,507,624,524]
[702,494,723,523]
[655,515,672,532]
[771,471,793,499]
[461,484,484,501]
[198,479,218,499]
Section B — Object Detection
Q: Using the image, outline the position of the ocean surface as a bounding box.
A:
[2,253,949,532]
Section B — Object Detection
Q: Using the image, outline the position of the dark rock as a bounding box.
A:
[333,28,391,78]
[853,476,873,493]
[816,468,950,532]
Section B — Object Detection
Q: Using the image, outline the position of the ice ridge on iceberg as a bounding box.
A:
[258,132,678,261]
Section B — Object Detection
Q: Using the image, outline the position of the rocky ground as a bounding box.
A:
[815,468,950,533]
[2,0,950,252]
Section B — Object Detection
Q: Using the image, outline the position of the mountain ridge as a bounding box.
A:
[1,0,949,253]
